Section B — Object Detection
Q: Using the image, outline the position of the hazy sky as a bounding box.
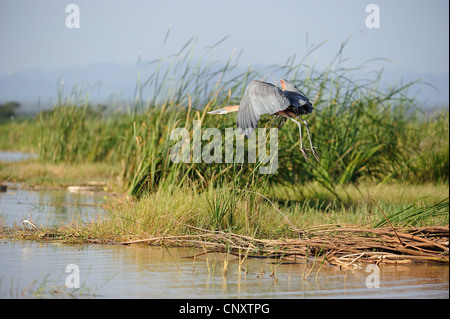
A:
[0,0,448,75]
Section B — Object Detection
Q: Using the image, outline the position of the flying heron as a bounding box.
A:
[208,79,319,163]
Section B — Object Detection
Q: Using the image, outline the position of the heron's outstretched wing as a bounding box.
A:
[237,80,290,137]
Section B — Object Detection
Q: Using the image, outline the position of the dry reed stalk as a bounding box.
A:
[370,196,405,246]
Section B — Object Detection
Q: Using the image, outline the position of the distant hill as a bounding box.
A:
[0,62,448,114]
[0,63,138,113]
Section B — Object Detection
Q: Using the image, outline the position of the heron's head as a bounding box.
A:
[280,78,299,92]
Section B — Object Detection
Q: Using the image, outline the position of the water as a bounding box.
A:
[0,186,107,227]
[0,240,448,299]
[0,151,36,162]
[0,152,448,299]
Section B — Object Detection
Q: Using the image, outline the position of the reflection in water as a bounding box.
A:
[0,240,448,298]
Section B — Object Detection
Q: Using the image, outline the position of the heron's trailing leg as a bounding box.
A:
[278,111,309,162]
[288,117,310,163]
[297,116,319,162]
[286,111,319,162]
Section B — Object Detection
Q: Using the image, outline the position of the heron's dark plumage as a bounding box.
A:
[282,78,313,115]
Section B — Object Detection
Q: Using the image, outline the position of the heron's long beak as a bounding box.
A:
[207,108,229,115]
[207,105,239,115]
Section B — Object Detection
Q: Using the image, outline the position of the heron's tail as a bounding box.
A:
[207,105,239,115]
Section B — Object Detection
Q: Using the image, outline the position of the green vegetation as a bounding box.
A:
[101,183,449,241]
[0,104,40,152]
[0,35,448,242]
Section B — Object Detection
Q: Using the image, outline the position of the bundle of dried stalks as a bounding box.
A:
[120,224,449,267]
